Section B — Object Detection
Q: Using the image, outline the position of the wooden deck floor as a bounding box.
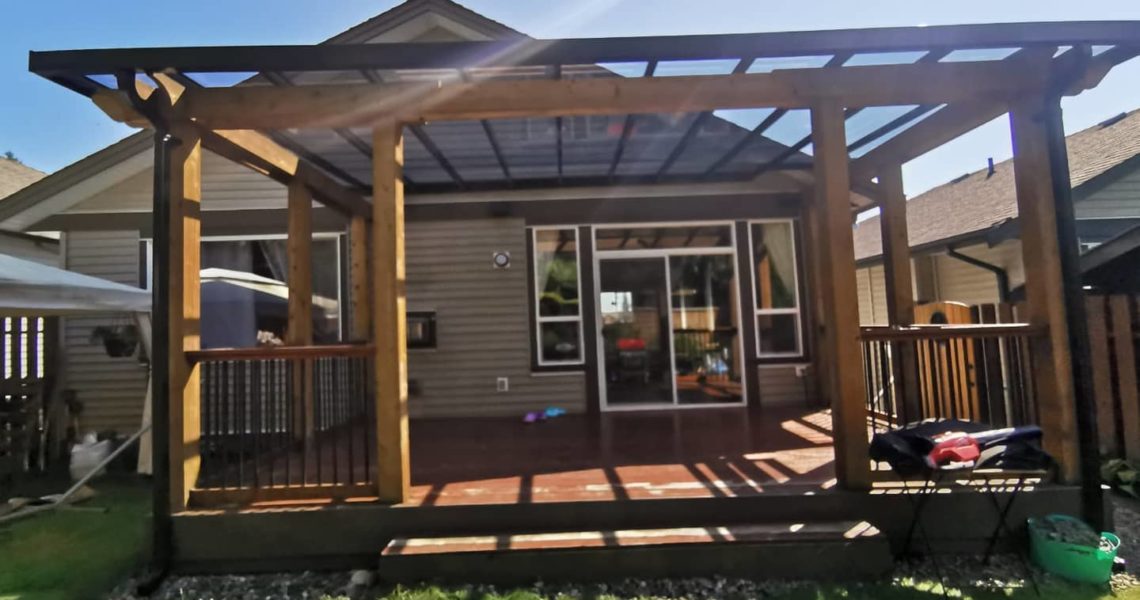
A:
[405,405,836,507]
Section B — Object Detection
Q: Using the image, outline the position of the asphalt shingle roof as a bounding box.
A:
[853,107,1140,261]
[0,158,45,201]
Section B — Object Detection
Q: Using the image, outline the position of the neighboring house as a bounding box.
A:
[852,108,1140,323]
[0,156,56,265]
[0,0,820,436]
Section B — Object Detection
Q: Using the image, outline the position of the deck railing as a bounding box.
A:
[186,344,376,504]
[859,324,1045,431]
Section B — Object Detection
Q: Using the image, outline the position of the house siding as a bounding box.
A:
[405,218,587,418]
[62,230,149,434]
[756,365,815,407]
[1076,167,1140,220]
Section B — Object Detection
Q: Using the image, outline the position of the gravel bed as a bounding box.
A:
[107,496,1140,599]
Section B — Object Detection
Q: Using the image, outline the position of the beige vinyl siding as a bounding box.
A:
[65,151,290,215]
[930,240,1024,306]
[756,365,814,406]
[855,264,888,326]
[405,218,586,418]
[1076,167,1140,219]
[62,230,149,434]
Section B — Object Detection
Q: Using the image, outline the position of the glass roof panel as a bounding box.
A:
[87,74,118,88]
[595,62,651,78]
[762,109,813,149]
[613,113,701,176]
[660,113,753,176]
[560,114,625,177]
[655,59,742,77]
[1093,45,1115,56]
[713,108,777,130]
[939,48,1019,62]
[747,55,832,73]
[419,120,506,182]
[844,105,920,143]
[486,117,560,179]
[183,72,259,87]
[849,105,947,159]
[843,51,928,66]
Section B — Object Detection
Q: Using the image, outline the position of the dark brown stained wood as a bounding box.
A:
[1085,295,1117,456]
[167,122,202,512]
[372,123,410,503]
[1009,99,1079,482]
[187,344,375,362]
[810,99,871,490]
[189,483,379,507]
[349,216,371,342]
[170,60,1055,130]
[1109,295,1140,462]
[858,323,1046,341]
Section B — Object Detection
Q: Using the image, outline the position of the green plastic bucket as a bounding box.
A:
[1028,514,1120,584]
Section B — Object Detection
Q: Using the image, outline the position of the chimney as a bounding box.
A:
[987,157,995,178]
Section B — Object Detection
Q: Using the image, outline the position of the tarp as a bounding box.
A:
[0,253,150,316]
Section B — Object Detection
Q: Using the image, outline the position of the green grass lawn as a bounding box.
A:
[0,474,149,600]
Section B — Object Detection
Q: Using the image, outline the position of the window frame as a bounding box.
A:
[747,219,804,359]
[531,226,586,367]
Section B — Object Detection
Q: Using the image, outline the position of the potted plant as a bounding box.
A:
[89,325,139,358]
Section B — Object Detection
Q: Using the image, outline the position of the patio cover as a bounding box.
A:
[0,252,150,316]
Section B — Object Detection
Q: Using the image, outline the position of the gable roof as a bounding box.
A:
[0,157,46,201]
[853,107,1140,262]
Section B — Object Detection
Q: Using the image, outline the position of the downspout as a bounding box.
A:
[945,246,1011,302]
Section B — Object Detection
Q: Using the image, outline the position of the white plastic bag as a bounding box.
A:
[69,433,112,481]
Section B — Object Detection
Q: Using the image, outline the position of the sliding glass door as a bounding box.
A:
[594,224,745,410]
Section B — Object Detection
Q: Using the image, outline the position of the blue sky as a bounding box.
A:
[1,0,1138,198]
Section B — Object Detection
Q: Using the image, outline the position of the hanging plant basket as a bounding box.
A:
[90,325,140,358]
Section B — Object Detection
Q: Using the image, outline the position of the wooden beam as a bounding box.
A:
[1085,295,1117,457]
[372,123,410,503]
[877,164,921,421]
[1009,98,1080,483]
[849,46,1129,185]
[167,122,202,512]
[90,77,370,218]
[1109,295,1140,462]
[287,180,315,442]
[349,216,371,341]
[171,60,1054,130]
[810,99,871,490]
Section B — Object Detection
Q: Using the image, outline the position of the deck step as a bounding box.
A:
[378,521,893,583]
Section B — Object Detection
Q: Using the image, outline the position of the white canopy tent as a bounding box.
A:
[0,252,153,476]
[0,253,150,316]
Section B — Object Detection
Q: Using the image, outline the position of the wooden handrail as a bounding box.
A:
[186,343,375,363]
[859,323,1047,341]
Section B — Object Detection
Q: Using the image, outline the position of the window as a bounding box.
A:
[407,311,437,349]
[750,221,802,357]
[532,227,584,365]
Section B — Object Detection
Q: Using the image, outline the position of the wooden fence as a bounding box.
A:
[1086,294,1140,462]
[1,316,58,479]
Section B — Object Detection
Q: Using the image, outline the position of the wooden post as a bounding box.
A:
[372,123,410,503]
[878,164,921,421]
[287,180,314,442]
[810,100,871,490]
[167,123,202,512]
[1009,98,1081,483]
[349,216,371,341]
[800,190,832,408]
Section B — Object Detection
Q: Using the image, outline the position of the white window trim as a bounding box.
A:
[532,226,586,367]
[748,219,804,359]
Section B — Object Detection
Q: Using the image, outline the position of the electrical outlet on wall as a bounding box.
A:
[794,365,808,378]
[496,377,509,392]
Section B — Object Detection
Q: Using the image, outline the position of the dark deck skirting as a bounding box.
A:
[171,484,1085,574]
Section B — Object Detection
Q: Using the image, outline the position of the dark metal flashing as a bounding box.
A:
[30,22,1140,77]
